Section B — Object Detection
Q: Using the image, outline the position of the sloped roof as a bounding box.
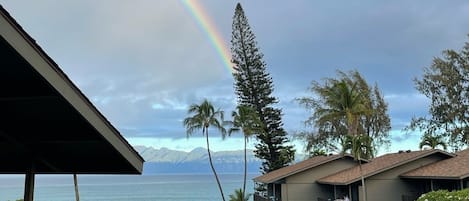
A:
[0,5,144,174]
[401,149,469,180]
[317,149,453,185]
[254,154,357,183]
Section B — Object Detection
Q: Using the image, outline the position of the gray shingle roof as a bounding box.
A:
[317,149,453,185]
[401,149,469,179]
[254,154,356,183]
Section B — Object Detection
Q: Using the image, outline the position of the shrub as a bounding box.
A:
[417,188,469,201]
[228,188,250,201]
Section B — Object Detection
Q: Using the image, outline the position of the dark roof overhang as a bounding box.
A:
[0,5,144,174]
[400,175,463,180]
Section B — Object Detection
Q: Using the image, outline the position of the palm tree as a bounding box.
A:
[419,134,447,150]
[228,105,262,197]
[315,81,368,136]
[228,188,250,201]
[321,81,370,201]
[343,134,373,201]
[183,99,227,201]
[342,135,373,160]
[310,149,327,157]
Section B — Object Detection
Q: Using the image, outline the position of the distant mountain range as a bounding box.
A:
[133,146,263,174]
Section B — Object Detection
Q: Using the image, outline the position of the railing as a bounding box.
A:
[254,193,270,201]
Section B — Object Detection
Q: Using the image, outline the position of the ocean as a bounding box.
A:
[0,174,258,201]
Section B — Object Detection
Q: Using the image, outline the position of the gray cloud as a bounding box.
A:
[2,0,468,146]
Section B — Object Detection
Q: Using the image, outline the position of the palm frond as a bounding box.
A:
[183,99,227,139]
[228,188,250,201]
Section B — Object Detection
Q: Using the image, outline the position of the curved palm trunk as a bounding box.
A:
[243,136,247,197]
[205,129,226,201]
[359,160,366,201]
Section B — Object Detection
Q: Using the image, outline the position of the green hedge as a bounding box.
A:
[417,189,469,201]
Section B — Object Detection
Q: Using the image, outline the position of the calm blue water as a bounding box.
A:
[0,174,258,201]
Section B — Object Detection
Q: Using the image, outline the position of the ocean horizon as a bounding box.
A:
[0,174,258,201]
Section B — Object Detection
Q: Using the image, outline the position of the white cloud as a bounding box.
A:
[3,0,469,154]
[384,130,421,154]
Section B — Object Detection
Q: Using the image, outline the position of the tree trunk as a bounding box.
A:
[74,174,80,201]
[205,129,226,201]
[24,169,35,201]
[243,136,247,197]
[359,160,366,201]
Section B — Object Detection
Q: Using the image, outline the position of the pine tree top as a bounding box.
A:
[230,2,295,174]
[236,3,243,11]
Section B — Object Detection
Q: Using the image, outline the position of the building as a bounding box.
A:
[401,148,469,192]
[254,154,362,201]
[254,149,469,201]
[318,149,452,201]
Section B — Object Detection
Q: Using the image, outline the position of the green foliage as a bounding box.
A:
[417,189,469,201]
[419,133,448,150]
[183,99,226,138]
[228,188,250,201]
[229,105,262,195]
[183,99,227,201]
[296,70,386,201]
[229,105,263,139]
[342,134,373,160]
[231,3,294,174]
[310,149,327,157]
[297,70,391,158]
[408,36,469,150]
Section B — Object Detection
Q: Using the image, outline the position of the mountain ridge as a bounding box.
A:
[133,145,262,174]
[134,145,261,163]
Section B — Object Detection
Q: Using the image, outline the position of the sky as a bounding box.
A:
[1,1,469,155]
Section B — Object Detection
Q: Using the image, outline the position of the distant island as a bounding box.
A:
[134,146,263,175]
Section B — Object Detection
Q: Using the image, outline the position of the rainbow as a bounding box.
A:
[181,0,234,74]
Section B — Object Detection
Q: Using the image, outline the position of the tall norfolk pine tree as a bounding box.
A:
[231,3,295,174]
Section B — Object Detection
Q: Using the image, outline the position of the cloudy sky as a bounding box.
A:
[2,1,469,155]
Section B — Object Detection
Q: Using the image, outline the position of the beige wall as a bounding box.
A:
[282,158,356,201]
[364,154,448,201]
